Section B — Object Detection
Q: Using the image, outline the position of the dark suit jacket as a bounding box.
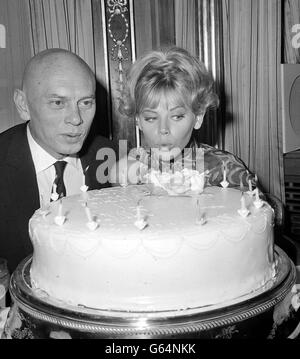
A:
[0,122,118,273]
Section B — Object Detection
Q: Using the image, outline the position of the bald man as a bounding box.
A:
[0,49,117,273]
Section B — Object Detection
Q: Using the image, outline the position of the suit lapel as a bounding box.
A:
[7,124,40,250]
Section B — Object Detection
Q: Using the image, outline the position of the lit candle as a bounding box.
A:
[85,165,90,178]
[120,169,128,187]
[240,178,244,191]
[253,188,264,209]
[223,163,226,182]
[248,179,253,192]
[136,124,140,148]
[134,202,147,230]
[237,193,249,217]
[54,199,66,226]
[170,162,175,186]
[58,199,63,217]
[50,183,59,201]
[82,202,99,230]
[148,150,151,171]
[192,146,196,171]
[255,188,260,202]
[196,198,206,225]
[80,166,89,192]
[135,154,142,184]
[220,162,229,188]
[241,195,247,211]
[84,202,93,223]
[139,162,143,183]
[136,205,142,221]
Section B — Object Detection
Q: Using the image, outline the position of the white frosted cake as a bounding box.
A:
[29,185,276,312]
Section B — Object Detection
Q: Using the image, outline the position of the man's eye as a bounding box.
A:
[50,100,64,108]
[78,99,95,109]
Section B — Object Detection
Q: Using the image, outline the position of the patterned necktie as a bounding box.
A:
[51,161,67,201]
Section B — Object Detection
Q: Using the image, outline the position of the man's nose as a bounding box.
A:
[66,105,82,125]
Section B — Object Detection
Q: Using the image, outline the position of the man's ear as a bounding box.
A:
[14,89,30,122]
[194,113,204,130]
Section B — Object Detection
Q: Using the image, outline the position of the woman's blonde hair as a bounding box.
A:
[119,47,219,118]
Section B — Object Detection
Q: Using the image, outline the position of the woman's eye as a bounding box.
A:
[172,114,185,121]
[144,117,157,123]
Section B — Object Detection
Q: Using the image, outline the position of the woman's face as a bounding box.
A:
[137,94,197,161]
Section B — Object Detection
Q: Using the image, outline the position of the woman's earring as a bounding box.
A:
[194,115,203,130]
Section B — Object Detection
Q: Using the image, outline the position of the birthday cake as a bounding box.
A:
[29,183,277,312]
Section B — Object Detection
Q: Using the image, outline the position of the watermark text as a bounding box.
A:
[291,24,300,49]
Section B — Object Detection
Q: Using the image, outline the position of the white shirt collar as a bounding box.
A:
[26,124,81,173]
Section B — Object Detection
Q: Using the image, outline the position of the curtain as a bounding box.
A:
[0,0,32,133]
[174,0,197,56]
[175,0,284,201]
[133,0,175,57]
[222,0,284,201]
[174,0,225,149]
[27,0,95,71]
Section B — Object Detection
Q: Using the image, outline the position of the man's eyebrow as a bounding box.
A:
[79,95,96,100]
[47,94,67,98]
[46,94,95,99]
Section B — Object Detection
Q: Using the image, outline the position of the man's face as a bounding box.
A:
[26,66,95,159]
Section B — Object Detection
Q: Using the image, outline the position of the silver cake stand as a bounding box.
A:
[3,246,299,339]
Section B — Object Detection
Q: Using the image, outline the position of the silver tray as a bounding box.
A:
[7,246,297,338]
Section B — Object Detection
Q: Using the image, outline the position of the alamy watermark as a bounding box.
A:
[291,24,300,49]
[0,24,5,48]
[95,140,204,185]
